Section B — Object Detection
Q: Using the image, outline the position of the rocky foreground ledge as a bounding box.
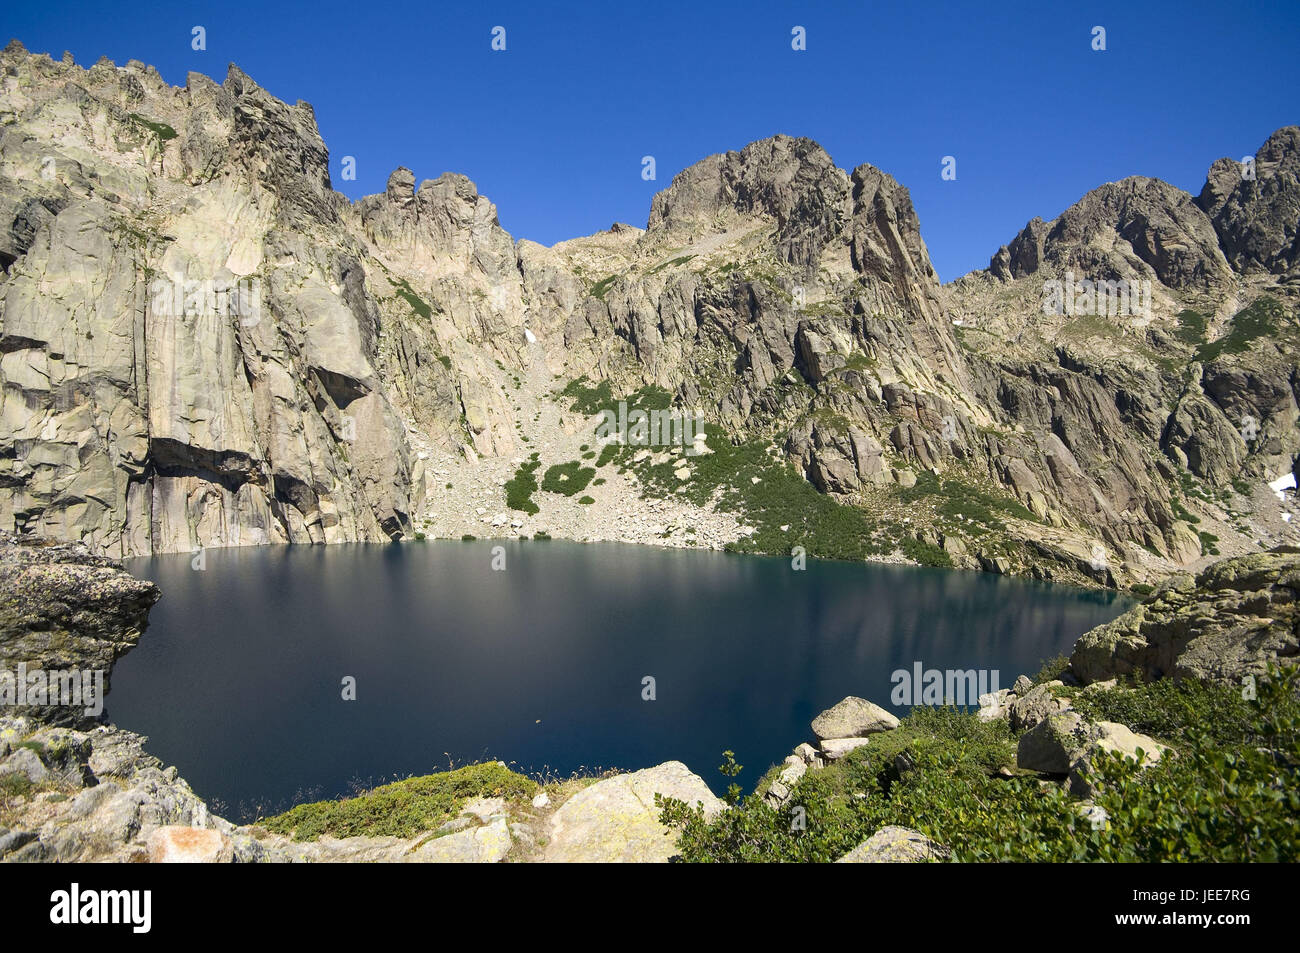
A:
[2,531,1296,862]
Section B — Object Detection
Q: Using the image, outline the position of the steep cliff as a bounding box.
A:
[2,41,1297,586]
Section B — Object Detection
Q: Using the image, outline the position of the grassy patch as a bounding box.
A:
[1174,309,1208,346]
[129,113,178,141]
[648,254,695,275]
[260,762,536,841]
[1196,296,1291,364]
[561,376,616,415]
[0,772,33,799]
[392,277,433,319]
[589,275,618,300]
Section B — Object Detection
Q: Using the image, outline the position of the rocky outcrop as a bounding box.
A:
[988,177,1231,290]
[0,530,157,726]
[1069,549,1300,685]
[810,695,900,739]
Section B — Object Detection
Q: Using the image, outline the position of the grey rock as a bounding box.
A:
[811,696,899,740]
[1016,711,1095,774]
[836,826,950,863]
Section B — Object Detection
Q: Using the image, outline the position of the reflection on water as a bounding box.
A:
[115,541,1130,819]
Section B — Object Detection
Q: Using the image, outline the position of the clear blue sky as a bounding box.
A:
[6,0,1298,281]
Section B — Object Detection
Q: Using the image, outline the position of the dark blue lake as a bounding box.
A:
[115,541,1130,820]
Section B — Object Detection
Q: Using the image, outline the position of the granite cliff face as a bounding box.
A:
[1,41,1297,586]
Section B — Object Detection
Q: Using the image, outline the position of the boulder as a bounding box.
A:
[811,696,899,740]
[1016,711,1094,774]
[820,737,872,760]
[836,826,951,863]
[541,761,724,863]
[1067,721,1167,797]
[147,826,234,863]
[1008,683,1069,732]
[977,688,1011,722]
[794,743,821,765]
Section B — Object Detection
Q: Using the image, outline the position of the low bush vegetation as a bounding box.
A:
[660,667,1299,862]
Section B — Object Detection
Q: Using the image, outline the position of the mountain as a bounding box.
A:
[1,40,1297,587]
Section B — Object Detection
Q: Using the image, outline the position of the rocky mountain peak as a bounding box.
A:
[1197,125,1300,279]
[987,175,1230,290]
[647,134,850,271]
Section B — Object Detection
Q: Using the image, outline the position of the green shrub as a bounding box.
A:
[541,461,595,496]
[505,459,542,513]
[1071,677,1256,748]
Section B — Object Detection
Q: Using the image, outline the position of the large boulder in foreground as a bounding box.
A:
[811,696,900,740]
[147,826,234,863]
[836,826,951,863]
[1017,712,1095,774]
[1069,550,1300,686]
[1017,711,1166,795]
[541,761,725,863]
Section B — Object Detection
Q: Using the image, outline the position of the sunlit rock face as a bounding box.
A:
[1,41,1296,582]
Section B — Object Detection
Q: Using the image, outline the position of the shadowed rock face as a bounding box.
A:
[1197,126,1300,279]
[1,41,1297,585]
[0,529,158,726]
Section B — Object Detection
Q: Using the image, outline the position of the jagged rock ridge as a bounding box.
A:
[1,41,1297,586]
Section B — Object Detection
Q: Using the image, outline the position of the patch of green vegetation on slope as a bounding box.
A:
[391,276,434,319]
[1196,296,1293,364]
[898,469,1040,531]
[260,762,536,841]
[659,666,1300,862]
[541,461,596,496]
[505,454,541,514]
[647,254,695,275]
[589,275,618,300]
[560,376,615,415]
[129,113,178,141]
[585,396,951,568]
[1174,308,1208,346]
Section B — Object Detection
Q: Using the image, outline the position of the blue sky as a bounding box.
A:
[6,0,1298,281]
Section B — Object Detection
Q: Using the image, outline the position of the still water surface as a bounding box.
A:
[115,541,1130,819]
